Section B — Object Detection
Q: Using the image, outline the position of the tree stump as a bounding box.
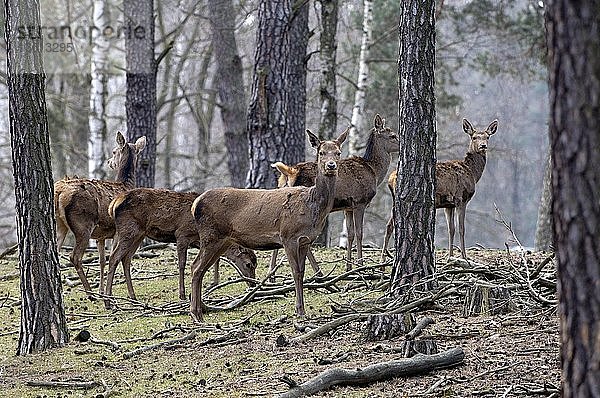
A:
[363,313,415,341]
[463,285,514,316]
[398,340,438,357]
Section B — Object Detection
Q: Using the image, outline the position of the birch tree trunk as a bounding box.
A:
[5,0,69,354]
[391,0,437,296]
[340,0,372,248]
[546,2,600,395]
[209,0,249,188]
[246,0,305,189]
[534,151,553,251]
[125,0,156,188]
[88,0,110,179]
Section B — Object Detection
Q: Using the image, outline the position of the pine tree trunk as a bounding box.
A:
[209,0,249,188]
[315,0,339,247]
[339,0,373,248]
[5,0,69,354]
[246,0,306,189]
[534,151,553,251]
[547,2,600,396]
[88,0,110,179]
[125,0,156,188]
[390,0,437,296]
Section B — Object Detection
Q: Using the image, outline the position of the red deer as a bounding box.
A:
[381,118,498,260]
[104,189,257,304]
[271,114,398,270]
[55,132,146,297]
[189,128,348,322]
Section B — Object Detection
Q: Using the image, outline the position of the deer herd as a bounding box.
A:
[54,116,498,322]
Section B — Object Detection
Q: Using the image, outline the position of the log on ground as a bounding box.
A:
[277,346,465,398]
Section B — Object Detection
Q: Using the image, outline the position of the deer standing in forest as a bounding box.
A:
[271,114,398,270]
[188,128,347,322]
[381,118,498,260]
[104,188,257,305]
[55,132,146,297]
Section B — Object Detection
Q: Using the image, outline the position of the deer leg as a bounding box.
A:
[306,248,322,277]
[104,233,142,307]
[444,208,455,257]
[56,218,68,254]
[97,239,106,295]
[344,210,355,270]
[211,260,220,287]
[353,205,367,265]
[269,249,279,282]
[457,204,468,260]
[284,239,307,318]
[69,228,94,298]
[176,243,189,300]
[190,241,228,323]
[381,209,394,263]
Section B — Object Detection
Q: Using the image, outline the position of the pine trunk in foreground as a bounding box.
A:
[5,0,69,355]
[546,2,600,396]
[391,0,437,297]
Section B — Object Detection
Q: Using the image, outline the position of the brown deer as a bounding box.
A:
[271,114,399,270]
[189,128,348,322]
[104,188,257,304]
[381,118,498,260]
[55,132,146,297]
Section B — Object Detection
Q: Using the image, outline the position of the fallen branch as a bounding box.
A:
[26,379,99,389]
[122,330,196,359]
[0,243,18,260]
[277,347,465,398]
[406,316,435,340]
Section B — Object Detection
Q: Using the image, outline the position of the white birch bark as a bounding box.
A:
[340,0,373,248]
[88,0,110,179]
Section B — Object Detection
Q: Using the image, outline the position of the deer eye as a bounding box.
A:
[335,151,341,156]
[319,151,325,157]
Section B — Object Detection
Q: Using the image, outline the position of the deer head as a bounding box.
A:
[306,127,348,176]
[463,119,498,154]
[108,131,147,171]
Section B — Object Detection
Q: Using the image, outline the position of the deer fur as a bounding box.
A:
[381,118,498,260]
[189,128,348,322]
[104,188,257,304]
[272,114,399,270]
[55,132,146,296]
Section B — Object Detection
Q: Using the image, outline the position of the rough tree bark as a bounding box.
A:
[5,0,69,354]
[391,0,437,296]
[208,0,249,188]
[546,1,600,396]
[534,151,553,251]
[314,0,339,246]
[339,0,372,248]
[246,0,306,189]
[88,0,110,179]
[125,0,156,188]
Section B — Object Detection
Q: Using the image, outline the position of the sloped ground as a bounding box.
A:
[0,246,560,397]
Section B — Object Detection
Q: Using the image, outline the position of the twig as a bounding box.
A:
[26,379,100,389]
[122,330,196,359]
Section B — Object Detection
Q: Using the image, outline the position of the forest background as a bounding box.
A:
[0,0,548,252]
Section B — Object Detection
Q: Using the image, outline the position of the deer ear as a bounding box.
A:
[462,119,475,136]
[306,129,320,149]
[116,131,126,147]
[486,120,498,135]
[134,136,147,152]
[374,114,383,129]
[336,126,350,146]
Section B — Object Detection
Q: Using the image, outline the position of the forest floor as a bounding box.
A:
[0,245,560,397]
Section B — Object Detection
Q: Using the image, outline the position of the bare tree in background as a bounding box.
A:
[246,0,307,188]
[208,0,249,188]
[391,0,437,296]
[546,1,600,395]
[315,0,339,246]
[88,0,111,179]
[5,0,69,354]
[339,0,372,248]
[125,0,156,187]
[534,152,552,250]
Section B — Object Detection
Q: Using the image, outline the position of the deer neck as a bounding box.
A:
[464,151,487,183]
[310,169,337,218]
[362,140,392,186]
[115,151,137,189]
